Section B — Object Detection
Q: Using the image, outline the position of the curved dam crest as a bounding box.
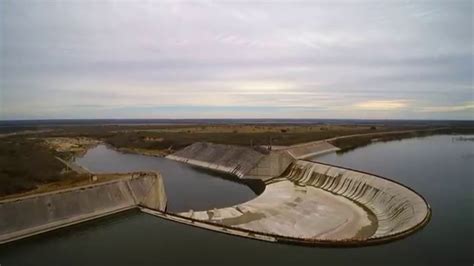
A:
[167,160,430,244]
[284,160,430,239]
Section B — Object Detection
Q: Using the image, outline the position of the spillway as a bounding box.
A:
[282,160,431,240]
[152,160,430,246]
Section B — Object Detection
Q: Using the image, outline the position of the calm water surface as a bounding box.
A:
[0,135,472,265]
[74,145,260,212]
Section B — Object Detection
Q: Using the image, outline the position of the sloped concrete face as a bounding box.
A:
[168,142,297,179]
[167,142,265,177]
[284,161,430,239]
[176,160,430,245]
[0,172,166,244]
[167,141,342,180]
[128,173,167,211]
[246,151,295,180]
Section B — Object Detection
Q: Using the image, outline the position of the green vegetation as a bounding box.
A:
[18,124,397,154]
[99,125,394,153]
[0,137,83,197]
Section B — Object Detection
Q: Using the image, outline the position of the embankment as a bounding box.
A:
[0,172,166,244]
[167,142,299,179]
[283,141,339,159]
[166,141,340,180]
[166,142,265,177]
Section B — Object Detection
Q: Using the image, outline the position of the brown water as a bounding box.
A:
[0,135,472,265]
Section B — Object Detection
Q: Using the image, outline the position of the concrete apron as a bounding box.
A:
[141,205,431,247]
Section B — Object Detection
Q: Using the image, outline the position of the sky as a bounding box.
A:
[0,0,472,120]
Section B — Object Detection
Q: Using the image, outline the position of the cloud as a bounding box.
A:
[354,100,410,111]
[418,102,474,113]
[0,0,472,120]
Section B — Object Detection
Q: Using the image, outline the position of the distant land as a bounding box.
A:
[1,118,473,127]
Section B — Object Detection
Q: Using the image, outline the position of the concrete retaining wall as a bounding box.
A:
[282,161,430,239]
[168,142,299,179]
[167,142,265,177]
[246,151,295,179]
[0,172,166,244]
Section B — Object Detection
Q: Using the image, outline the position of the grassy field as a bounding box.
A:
[84,123,472,154]
[0,137,88,197]
[37,123,402,154]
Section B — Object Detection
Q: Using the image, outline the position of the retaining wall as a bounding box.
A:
[246,150,295,179]
[167,142,265,177]
[0,172,166,244]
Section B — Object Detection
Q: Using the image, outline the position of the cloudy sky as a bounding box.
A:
[1,0,472,120]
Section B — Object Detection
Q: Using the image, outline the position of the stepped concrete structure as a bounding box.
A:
[153,160,431,245]
[0,172,167,244]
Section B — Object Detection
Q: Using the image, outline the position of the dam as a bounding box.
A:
[166,141,336,179]
[1,134,470,265]
[147,160,430,245]
[0,141,430,246]
[164,142,430,245]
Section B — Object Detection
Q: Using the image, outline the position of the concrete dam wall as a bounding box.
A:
[246,150,295,179]
[167,141,341,179]
[167,142,296,179]
[283,161,431,239]
[167,160,430,245]
[167,142,266,177]
[0,172,166,244]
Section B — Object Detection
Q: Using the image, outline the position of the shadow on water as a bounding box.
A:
[189,166,266,195]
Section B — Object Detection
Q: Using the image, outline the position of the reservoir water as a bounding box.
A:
[74,145,262,212]
[0,135,472,265]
